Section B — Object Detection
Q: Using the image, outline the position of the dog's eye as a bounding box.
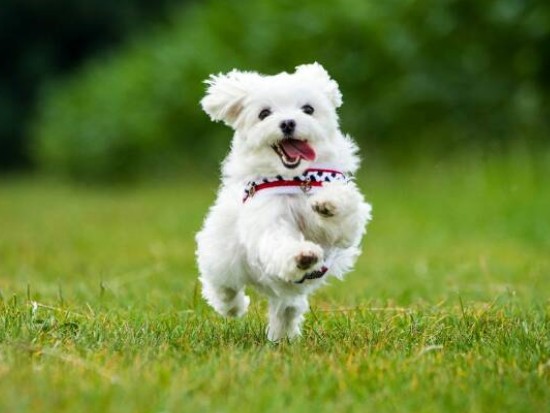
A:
[302,104,314,115]
[258,108,272,121]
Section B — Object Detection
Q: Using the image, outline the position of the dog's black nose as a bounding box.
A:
[280,119,296,136]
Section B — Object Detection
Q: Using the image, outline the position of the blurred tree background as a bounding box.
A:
[0,0,188,171]
[2,0,549,181]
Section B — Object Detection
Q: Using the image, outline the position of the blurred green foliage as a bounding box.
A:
[33,0,550,181]
[0,0,186,170]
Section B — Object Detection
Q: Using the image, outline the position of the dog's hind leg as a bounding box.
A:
[196,201,250,318]
[266,295,309,341]
[200,277,250,318]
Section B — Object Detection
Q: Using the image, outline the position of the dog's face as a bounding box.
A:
[201,63,343,175]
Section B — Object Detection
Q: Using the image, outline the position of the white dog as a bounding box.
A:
[196,63,372,341]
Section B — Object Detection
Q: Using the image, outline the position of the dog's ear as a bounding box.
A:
[201,70,257,127]
[295,62,343,108]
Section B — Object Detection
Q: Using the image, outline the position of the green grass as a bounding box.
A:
[1,149,549,413]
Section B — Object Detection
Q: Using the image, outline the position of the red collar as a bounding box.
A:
[243,167,349,203]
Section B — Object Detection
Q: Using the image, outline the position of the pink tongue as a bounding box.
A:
[281,139,316,161]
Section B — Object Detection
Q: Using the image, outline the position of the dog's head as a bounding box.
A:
[201,63,344,175]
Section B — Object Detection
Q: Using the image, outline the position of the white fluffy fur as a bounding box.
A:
[196,63,372,341]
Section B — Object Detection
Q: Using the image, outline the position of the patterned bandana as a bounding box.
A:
[242,166,350,203]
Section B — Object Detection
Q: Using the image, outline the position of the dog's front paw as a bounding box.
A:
[280,242,323,283]
[311,199,337,217]
[310,182,362,219]
[295,250,319,270]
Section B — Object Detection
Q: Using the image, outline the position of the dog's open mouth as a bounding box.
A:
[272,138,316,169]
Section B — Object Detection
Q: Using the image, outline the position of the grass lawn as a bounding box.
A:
[1,149,549,413]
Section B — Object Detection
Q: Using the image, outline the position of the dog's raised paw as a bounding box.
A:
[295,251,319,270]
[312,200,337,217]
